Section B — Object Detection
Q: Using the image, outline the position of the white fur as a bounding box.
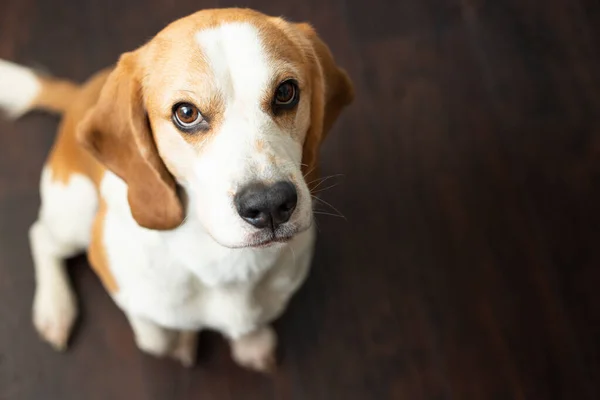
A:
[101,171,314,340]
[30,168,98,349]
[0,59,41,118]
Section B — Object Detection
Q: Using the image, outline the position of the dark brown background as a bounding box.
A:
[1,0,599,399]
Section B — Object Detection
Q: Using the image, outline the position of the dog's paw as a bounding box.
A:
[32,285,78,351]
[231,327,277,373]
[170,331,198,368]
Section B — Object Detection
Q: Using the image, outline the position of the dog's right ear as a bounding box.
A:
[77,50,184,230]
[294,23,354,187]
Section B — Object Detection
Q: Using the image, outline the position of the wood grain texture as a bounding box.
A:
[1,0,599,399]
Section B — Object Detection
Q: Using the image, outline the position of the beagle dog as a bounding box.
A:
[0,8,353,371]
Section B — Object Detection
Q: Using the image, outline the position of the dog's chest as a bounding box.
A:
[103,214,279,331]
[98,177,313,337]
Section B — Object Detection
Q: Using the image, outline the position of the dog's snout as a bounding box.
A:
[235,181,298,229]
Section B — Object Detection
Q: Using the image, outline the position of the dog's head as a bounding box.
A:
[77,8,354,248]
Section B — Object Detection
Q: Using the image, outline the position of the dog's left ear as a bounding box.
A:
[295,23,354,187]
[77,49,184,230]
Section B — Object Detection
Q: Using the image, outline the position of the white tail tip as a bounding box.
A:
[0,59,42,119]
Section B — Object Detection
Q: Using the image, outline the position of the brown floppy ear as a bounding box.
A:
[77,50,184,230]
[296,23,355,187]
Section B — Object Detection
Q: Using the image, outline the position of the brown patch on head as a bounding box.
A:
[257,17,312,132]
[255,139,266,152]
[141,31,224,149]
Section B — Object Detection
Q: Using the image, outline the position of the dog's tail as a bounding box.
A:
[0,59,80,118]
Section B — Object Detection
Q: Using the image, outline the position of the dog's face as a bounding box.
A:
[78,9,353,248]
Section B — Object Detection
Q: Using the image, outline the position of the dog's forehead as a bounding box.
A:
[149,9,307,84]
[194,22,271,96]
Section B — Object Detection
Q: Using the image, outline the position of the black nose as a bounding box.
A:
[235,181,298,229]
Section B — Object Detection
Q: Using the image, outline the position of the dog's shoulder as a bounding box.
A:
[45,67,115,186]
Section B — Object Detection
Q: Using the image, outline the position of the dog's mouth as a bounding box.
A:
[241,224,301,249]
[201,215,309,249]
[253,235,293,248]
[248,231,294,248]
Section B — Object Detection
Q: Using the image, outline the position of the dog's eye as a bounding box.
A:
[275,82,296,104]
[273,80,299,113]
[172,103,204,132]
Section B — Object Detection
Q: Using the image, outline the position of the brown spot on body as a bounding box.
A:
[88,198,118,293]
[46,68,112,186]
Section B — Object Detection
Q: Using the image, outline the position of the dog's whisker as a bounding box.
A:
[311,183,340,194]
[308,174,344,191]
[312,206,345,219]
[305,173,342,187]
[303,165,317,180]
[303,164,317,175]
[311,196,347,220]
[312,211,347,219]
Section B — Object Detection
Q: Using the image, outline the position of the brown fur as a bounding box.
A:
[45,69,111,185]
[88,198,118,292]
[34,77,80,114]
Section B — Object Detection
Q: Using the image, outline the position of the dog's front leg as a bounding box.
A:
[30,221,79,351]
[230,325,277,373]
[126,314,198,367]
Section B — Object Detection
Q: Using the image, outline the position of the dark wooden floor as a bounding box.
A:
[1,0,599,399]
